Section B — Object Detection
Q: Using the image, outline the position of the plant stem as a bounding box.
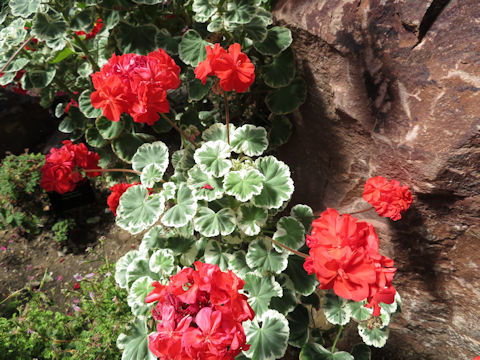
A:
[267,236,308,259]
[83,168,141,175]
[331,325,344,353]
[0,36,34,73]
[71,33,100,72]
[160,113,199,148]
[348,206,374,215]
[54,78,76,97]
[223,91,230,144]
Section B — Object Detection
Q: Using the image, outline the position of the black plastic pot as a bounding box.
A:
[47,180,96,214]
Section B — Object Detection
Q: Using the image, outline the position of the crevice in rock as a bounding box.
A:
[413,0,451,48]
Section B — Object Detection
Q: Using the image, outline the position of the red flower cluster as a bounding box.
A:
[363,176,413,221]
[75,18,103,40]
[40,141,101,194]
[195,43,255,93]
[107,183,137,216]
[304,208,396,316]
[90,49,180,124]
[145,261,254,359]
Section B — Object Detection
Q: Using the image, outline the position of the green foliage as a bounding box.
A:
[52,218,76,244]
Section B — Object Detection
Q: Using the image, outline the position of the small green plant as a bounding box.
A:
[0,265,132,360]
[51,218,76,244]
[0,152,46,234]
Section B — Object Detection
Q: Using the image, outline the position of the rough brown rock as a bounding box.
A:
[272,0,480,358]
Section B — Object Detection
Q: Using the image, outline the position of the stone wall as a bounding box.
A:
[272,0,480,358]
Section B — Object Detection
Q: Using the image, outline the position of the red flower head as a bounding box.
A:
[75,18,103,40]
[40,141,101,194]
[304,209,397,311]
[91,74,132,122]
[363,176,413,221]
[107,183,137,216]
[195,43,255,93]
[145,261,254,359]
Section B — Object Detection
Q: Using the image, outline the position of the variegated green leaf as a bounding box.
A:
[223,169,265,202]
[246,237,288,274]
[149,249,175,275]
[202,123,236,143]
[358,323,389,348]
[272,216,305,252]
[162,184,197,228]
[243,273,282,317]
[230,124,269,156]
[324,293,351,326]
[115,250,145,289]
[132,141,169,175]
[117,318,156,360]
[187,165,224,201]
[236,204,268,236]
[194,140,232,177]
[194,207,236,237]
[204,239,230,271]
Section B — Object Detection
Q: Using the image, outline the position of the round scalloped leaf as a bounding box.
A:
[287,304,309,348]
[284,256,318,296]
[194,207,236,237]
[351,343,371,360]
[202,123,236,143]
[79,90,102,118]
[290,204,314,232]
[96,117,125,140]
[204,239,230,271]
[140,164,163,188]
[243,273,282,317]
[261,48,295,88]
[127,276,154,310]
[300,343,354,360]
[27,67,56,88]
[243,309,289,360]
[194,140,232,178]
[116,185,165,235]
[270,286,297,316]
[223,169,265,202]
[179,29,208,67]
[192,0,219,23]
[273,216,305,252]
[126,257,157,289]
[358,323,389,348]
[77,62,93,78]
[324,293,352,326]
[236,204,268,236]
[246,237,288,274]
[116,22,159,55]
[112,132,152,163]
[266,77,307,114]
[162,184,197,228]
[96,148,111,168]
[132,141,169,174]
[58,107,87,133]
[230,124,269,156]
[71,8,96,32]
[187,165,224,201]
[149,249,175,275]
[85,127,107,148]
[115,250,144,289]
[116,318,156,360]
[9,0,40,18]
[252,156,294,209]
[188,77,213,101]
[228,250,251,278]
[243,15,268,42]
[207,15,223,32]
[347,300,371,322]
[162,182,176,200]
[140,226,166,251]
[253,26,292,55]
[268,114,292,148]
[225,0,256,25]
[32,13,67,41]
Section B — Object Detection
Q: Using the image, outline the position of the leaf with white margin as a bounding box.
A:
[187,165,224,201]
[162,182,176,200]
[162,184,197,228]
[300,343,354,360]
[224,230,243,245]
[149,249,175,275]
[132,141,169,175]
[139,226,166,252]
[243,273,282,317]
[193,140,232,177]
[284,255,318,296]
[358,323,389,348]
[252,156,294,209]
[273,216,305,252]
[243,309,289,360]
[116,185,165,235]
[246,237,288,274]
[347,300,371,322]
[290,204,314,232]
[237,204,268,236]
[223,169,265,202]
[194,207,236,237]
[140,163,165,188]
[127,276,154,311]
[204,239,230,271]
[202,123,236,142]
[117,318,156,360]
[270,274,297,315]
[171,149,184,169]
[324,293,351,326]
[229,250,251,278]
[115,250,144,289]
[230,124,268,156]
[126,257,158,289]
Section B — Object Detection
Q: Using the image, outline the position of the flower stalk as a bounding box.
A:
[268,236,308,259]
[160,113,199,148]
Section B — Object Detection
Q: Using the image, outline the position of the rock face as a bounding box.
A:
[272,0,480,358]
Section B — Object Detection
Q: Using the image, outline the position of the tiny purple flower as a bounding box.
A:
[73,299,79,304]
[85,273,95,279]
[26,265,33,271]
[28,275,34,281]
[105,271,112,278]
[73,273,83,282]
[89,291,95,301]
[112,296,117,302]
[73,305,82,312]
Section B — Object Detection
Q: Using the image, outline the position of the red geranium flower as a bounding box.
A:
[194,43,227,84]
[145,261,254,359]
[363,176,413,221]
[107,183,137,216]
[75,18,103,40]
[91,74,132,122]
